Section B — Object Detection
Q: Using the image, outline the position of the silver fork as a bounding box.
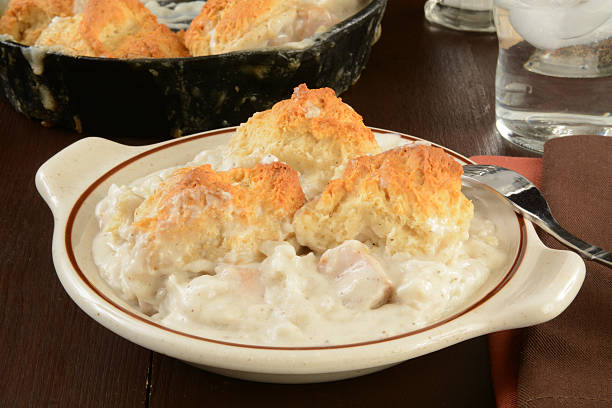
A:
[462,164,611,268]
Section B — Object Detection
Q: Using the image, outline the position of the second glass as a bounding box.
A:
[425,0,495,32]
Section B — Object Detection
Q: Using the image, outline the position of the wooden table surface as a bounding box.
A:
[0,1,533,406]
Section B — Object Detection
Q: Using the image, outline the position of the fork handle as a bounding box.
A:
[526,215,612,268]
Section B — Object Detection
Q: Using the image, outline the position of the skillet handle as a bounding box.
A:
[35,137,145,215]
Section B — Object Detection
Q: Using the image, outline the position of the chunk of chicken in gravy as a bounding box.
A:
[319,241,392,310]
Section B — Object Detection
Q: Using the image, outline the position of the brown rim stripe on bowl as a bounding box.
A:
[65,128,527,351]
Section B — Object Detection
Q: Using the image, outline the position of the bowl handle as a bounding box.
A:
[473,236,586,331]
[35,137,146,215]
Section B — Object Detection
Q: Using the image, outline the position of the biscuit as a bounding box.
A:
[127,162,306,266]
[72,0,88,14]
[184,0,339,56]
[0,0,73,45]
[80,0,188,58]
[34,0,188,58]
[293,145,474,257]
[228,84,380,198]
[35,14,95,56]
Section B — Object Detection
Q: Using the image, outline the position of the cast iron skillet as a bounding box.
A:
[0,0,386,138]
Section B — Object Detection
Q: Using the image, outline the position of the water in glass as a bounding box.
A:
[494,0,612,153]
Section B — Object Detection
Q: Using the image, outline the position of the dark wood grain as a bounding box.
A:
[0,0,535,406]
[149,337,494,408]
[0,100,152,406]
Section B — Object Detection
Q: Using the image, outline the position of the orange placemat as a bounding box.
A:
[470,155,542,408]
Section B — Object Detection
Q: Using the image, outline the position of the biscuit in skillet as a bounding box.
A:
[0,0,73,45]
[35,14,95,56]
[35,0,188,58]
[184,0,338,56]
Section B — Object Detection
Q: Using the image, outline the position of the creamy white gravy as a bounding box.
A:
[143,1,206,31]
[93,133,506,346]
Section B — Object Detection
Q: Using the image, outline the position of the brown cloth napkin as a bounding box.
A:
[517,135,612,408]
[473,135,612,408]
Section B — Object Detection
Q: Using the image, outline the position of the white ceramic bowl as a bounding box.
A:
[35,128,586,383]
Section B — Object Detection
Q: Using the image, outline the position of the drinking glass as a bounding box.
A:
[494,0,612,153]
[425,0,495,32]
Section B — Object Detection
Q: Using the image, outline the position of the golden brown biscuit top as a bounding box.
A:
[0,0,73,45]
[230,84,379,165]
[133,161,306,234]
[2,0,72,16]
[227,84,380,198]
[192,0,278,37]
[292,144,474,256]
[185,0,287,55]
[320,145,466,219]
[34,14,96,56]
[1,0,188,57]
[80,0,188,58]
[274,83,377,147]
